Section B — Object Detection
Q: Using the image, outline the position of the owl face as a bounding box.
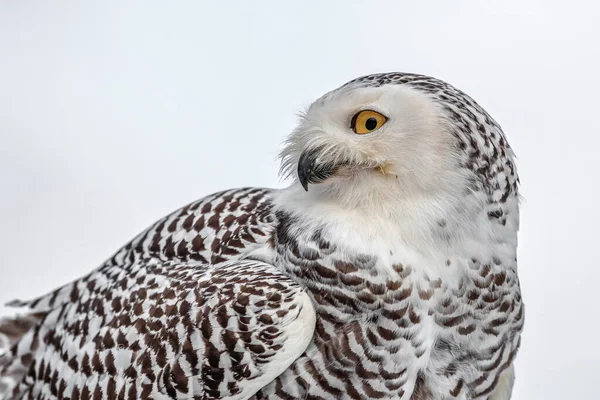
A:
[280,82,472,205]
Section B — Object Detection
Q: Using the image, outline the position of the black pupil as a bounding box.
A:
[365,117,378,131]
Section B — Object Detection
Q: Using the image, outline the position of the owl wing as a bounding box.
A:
[5,258,315,399]
[1,188,316,399]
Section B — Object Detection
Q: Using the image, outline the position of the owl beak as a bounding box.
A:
[297,146,343,191]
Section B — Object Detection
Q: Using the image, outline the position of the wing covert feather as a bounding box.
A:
[1,188,316,399]
[6,259,315,399]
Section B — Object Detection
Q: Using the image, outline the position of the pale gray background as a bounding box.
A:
[1,1,598,399]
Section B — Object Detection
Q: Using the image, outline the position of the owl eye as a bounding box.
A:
[351,110,388,135]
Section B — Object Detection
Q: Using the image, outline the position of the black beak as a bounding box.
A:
[297,147,342,191]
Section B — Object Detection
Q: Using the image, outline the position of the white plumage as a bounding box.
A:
[0,72,522,399]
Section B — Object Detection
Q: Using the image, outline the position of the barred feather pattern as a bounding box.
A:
[1,188,315,399]
[0,73,523,400]
[0,188,522,399]
[251,210,523,400]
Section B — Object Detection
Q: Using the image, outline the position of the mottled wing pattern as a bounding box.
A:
[0,314,45,396]
[8,259,314,399]
[1,188,316,399]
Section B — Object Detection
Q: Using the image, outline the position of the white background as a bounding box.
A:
[1,1,598,399]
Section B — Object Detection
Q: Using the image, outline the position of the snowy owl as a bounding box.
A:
[0,72,523,400]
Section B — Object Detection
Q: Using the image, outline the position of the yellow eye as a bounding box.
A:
[351,110,388,135]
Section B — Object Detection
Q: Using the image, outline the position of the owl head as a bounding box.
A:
[280,73,518,213]
[278,73,519,246]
